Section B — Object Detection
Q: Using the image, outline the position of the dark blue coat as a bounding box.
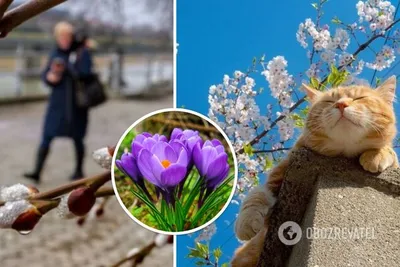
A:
[41,47,93,140]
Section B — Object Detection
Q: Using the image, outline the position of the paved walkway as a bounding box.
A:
[0,96,173,267]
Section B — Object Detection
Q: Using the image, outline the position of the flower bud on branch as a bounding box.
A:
[92,146,115,170]
[0,184,39,202]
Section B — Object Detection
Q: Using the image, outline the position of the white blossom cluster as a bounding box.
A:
[356,0,396,32]
[261,56,294,108]
[296,19,331,50]
[195,223,217,242]
[366,45,396,70]
[208,70,278,193]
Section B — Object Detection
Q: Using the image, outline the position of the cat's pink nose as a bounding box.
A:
[335,102,348,114]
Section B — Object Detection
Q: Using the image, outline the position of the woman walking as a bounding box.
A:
[24,21,93,183]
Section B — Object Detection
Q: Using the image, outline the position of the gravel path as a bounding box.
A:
[0,96,173,267]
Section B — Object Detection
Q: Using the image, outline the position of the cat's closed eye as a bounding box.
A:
[353,96,368,101]
[322,100,335,103]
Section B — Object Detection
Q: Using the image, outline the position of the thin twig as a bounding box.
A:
[253,148,291,154]
[0,172,111,206]
[148,117,220,133]
[94,186,115,198]
[111,242,156,267]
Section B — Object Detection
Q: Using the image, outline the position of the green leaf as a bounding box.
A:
[182,174,203,216]
[129,188,170,230]
[310,77,320,89]
[376,77,382,86]
[290,113,305,128]
[190,174,234,226]
[327,73,335,85]
[195,242,209,258]
[264,158,273,171]
[195,261,207,266]
[187,247,203,258]
[311,2,318,9]
[213,247,222,262]
[221,263,229,267]
[243,143,254,156]
[175,198,185,231]
[300,106,309,116]
[331,16,342,24]
[331,64,339,76]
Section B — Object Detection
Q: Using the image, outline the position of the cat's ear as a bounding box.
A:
[301,83,321,102]
[376,76,396,104]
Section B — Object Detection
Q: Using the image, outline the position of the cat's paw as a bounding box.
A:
[234,186,276,241]
[359,147,397,173]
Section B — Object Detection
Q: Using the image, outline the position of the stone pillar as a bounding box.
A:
[257,148,400,267]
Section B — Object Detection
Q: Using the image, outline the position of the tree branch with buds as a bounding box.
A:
[0,146,115,233]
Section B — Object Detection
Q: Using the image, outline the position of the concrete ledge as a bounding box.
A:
[257,148,400,267]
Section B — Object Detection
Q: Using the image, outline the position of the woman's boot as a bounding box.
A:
[23,147,49,183]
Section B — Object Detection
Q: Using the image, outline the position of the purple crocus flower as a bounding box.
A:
[131,133,168,158]
[171,128,203,158]
[137,141,189,204]
[116,152,153,200]
[193,139,230,207]
[130,132,168,199]
[170,128,203,197]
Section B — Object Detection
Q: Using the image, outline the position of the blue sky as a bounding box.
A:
[176,0,399,265]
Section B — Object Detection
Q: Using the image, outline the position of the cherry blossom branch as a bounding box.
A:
[236,17,400,155]
[253,148,291,154]
[0,0,66,37]
[309,0,328,64]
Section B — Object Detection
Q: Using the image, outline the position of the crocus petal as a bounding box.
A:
[206,153,228,180]
[150,154,165,183]
[160,164,187,187]
[207,163,229,189]
[186,136,202,153]
[211,139,223,147]
[138,149,162,187]
[170,128,183,140]
[176,147,188,166]
[193,143,205,176]
[142,138,157,151]
[199,146,218,176]
[182,129,199,139]
[117,153,141,182]
[169,140,185,154]
[203,140,213,148]
[164,144,178,163]
[151,141,168,160]
[131,142,144,158]
[153,134,168,142]
[134,132,152,143]
[215,145,225,155]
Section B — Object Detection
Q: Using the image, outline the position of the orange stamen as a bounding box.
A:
[161,160,171,168]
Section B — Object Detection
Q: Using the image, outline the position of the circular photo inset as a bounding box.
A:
[112,108,237,234]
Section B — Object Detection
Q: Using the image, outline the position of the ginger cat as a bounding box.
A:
[232,76,398,266]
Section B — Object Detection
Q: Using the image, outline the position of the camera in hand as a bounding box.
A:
[70,29,88,52]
